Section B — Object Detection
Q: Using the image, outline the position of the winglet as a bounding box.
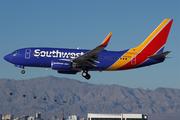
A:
[99,32,112,47]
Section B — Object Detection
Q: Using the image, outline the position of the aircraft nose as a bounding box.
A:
[4,54,11,62]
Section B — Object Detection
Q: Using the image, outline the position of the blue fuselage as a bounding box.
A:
[4,48,130,71]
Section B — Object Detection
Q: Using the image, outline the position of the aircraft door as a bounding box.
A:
[131,54,136,65]
[25,49,31,59]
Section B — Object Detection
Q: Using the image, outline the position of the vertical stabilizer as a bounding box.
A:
[106,19,173,71]
[135,19,173,55]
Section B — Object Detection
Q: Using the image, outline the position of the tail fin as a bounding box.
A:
[134,19,173,55]
[106,19,173,71]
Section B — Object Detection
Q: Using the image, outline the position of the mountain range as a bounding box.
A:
[0,76,180,120]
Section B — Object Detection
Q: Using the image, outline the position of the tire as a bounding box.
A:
[21,70,25,74]
[85,74,91,80]
[82,72,87,77]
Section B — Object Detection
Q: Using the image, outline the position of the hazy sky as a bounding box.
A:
[0,0,179,90]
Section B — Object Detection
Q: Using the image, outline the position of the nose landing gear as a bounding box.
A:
[21,69,25,74]
[82,70,91,80]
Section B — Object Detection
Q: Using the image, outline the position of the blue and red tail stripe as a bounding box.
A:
[105,19,173,71]
[118,19,173,70]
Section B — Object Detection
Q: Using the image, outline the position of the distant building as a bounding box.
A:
[61,118,69,120]
[68,115,79,120]
[2,114,13,120]
[87,113,148,120]
[35,113,41,120]
[0,114,2,120]
[21,115,29,120]
[52,116,57,120]
[27,116,35,120]
[13,117,21,120]
[52,116,60,120]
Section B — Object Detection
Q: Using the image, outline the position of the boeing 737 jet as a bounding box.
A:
[4,19,173,80]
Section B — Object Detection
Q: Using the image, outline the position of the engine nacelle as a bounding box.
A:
[58,70,77,74]
[51,60,72,70]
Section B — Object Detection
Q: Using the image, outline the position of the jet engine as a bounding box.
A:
[58,70,77,74]
[51,60,73,71]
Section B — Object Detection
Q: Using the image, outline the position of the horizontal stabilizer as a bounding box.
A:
[149,51,171,59]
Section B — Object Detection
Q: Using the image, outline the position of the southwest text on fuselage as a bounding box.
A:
[34,49,84,59]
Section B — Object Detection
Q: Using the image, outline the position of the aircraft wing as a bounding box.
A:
[72,32,112,68]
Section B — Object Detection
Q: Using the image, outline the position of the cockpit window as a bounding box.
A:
[12,51,19,54]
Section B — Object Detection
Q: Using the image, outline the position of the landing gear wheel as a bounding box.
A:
[82,70,91,80]
[82,72,87,77]
[21,70,25,74]
[85,74,91,80]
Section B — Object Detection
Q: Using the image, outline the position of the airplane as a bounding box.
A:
[4,19,173,80]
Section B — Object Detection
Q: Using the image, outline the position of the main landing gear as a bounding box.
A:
[82,70,91,80]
